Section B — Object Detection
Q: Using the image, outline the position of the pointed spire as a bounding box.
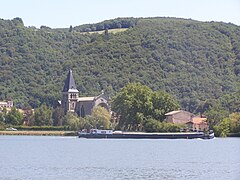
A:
[63,69,79,92]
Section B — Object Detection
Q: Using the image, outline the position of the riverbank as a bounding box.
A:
[228,133,240,137]
[0,131,77,136]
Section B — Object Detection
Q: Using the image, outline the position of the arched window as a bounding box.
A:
[81,105,85,118]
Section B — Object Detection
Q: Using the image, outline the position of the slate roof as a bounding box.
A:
[63,69,79,92]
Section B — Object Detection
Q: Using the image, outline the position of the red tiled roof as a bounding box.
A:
[192,117,207,124]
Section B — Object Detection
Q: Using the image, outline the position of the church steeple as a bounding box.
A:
[62,69,79,113]
[63,69,78,92]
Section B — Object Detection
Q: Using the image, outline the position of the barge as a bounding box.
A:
[78,129,214,139]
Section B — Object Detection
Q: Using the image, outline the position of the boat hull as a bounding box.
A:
[78,132,214,139]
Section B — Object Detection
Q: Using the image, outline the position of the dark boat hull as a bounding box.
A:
[78,132,214,139]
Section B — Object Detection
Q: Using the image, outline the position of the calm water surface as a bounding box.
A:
[0,136,239,180]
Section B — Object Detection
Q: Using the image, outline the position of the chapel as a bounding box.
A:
[61,69,110,117]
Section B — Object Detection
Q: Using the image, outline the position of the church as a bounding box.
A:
[61,69,110,117]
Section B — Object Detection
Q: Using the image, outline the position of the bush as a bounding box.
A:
[0,121,5,130]
[144,118,162,132]
[144,118,184,132]
[213,113,240,137]
[162,122,183,132]
[62,113,81,131]
[12,125,67,131]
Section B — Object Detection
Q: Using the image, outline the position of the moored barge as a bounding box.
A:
[78,129,214,139]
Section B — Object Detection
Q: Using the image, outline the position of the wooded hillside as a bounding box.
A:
[0,17,239,113]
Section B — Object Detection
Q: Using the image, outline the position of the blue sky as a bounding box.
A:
[1,0,240,28]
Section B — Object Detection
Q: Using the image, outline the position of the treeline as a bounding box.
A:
[0,105,111,131]
[73,17,138,32]
[0,83,185,133]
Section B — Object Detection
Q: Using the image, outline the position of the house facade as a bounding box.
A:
[186,117,208,131]
[61,69,110,117]
[0,100,13,109]
[165,110,194,124]
[165,110,208,131]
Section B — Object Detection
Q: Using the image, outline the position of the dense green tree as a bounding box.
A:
[195,99,218,114]
[219,90,240,112]
[229,113,240,133]
[0,121,4,130]
[152,90,180,120]
[111,83,179,131]
[32,104,53,126]
[214,113,240,137]
[86,106,111,129]
[111,83,153,130]
[0,113,4,123]
[62,112,80,130]
[52,107,65,126]
[5,107,23,125]
[214,118,231,137]
[73,18,137,32]
[143,117,184,132]
[143,117,162,132]
[205,104,229,129]
[0,107,7,123]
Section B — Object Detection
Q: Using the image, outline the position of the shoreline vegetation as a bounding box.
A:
[228,133,240,137]
[0,130,239,137]
[0,130,77,136]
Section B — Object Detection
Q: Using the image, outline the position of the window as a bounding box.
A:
[81,105,85,118]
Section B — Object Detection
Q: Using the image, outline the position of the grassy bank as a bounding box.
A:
[0,131,77,136]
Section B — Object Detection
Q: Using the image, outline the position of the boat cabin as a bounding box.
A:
[90,129,113,134]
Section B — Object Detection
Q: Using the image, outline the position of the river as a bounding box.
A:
[0,136,239,180]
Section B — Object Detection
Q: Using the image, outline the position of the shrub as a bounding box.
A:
[12,125,66,131]
[144,118,184,132]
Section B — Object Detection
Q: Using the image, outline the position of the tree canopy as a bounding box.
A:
[111,83,179,131]
[4,107,23,125]
[214,113,240,137]
[83,106,111,129]
[31,104,53,126]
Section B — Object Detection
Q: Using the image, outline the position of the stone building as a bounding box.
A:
[61,69,110,117]
[186,117,208,131]
[165,110,194,124]
[165,110,208,131]
[0,100,13,109]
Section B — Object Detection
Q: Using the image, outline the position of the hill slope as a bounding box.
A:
[0,17,239,112]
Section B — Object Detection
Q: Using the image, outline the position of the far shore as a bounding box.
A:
[1,130,239,138]
[0,131,77,136]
